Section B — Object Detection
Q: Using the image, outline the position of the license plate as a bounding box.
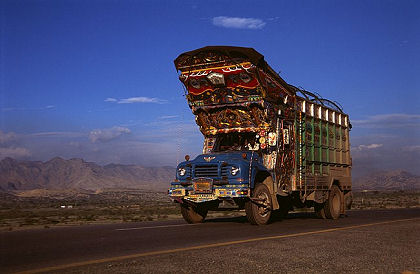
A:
[193,180,212,193]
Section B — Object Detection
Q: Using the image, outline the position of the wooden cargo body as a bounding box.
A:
[293,95,352,200]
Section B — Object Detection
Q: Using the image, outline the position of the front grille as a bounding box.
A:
[221,166,229,177]
[194,165,218,178]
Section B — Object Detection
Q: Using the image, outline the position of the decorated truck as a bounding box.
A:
[168,46,352,225]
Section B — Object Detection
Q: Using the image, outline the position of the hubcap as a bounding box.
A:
[256,192,270,217]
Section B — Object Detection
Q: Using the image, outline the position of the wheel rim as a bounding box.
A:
[256,191,270,217]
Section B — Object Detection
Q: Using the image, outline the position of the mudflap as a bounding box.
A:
[261,176,279,210]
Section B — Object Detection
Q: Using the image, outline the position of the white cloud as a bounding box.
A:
[30,131,85,138]
[355,144,383,151]
[104,98,117,102]
[0,147,31,159]
[89,126,131,143]
[118,97,166,104]
[212,16,266,30]
[105,96,167,104]
[352,113,420,128]
[69,141,82,148]
[158,115,179,119]
[0,131,30,159]
[1,106,55,112]
[0,131,17,145]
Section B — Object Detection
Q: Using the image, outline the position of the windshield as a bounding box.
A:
[212,133,259,152]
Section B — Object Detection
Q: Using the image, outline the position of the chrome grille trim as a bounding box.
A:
[194,164,218,178]
[221,166,229,177]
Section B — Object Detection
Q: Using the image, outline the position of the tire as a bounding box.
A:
[245,183,272,225]
[180,204,208,224]
[324,185,342,220]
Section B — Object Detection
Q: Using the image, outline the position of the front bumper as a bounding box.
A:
[168,182,249,203]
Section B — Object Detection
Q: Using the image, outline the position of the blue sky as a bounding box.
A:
[1,0,419,175]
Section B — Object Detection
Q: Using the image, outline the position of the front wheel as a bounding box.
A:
[180,204,208,224]
[245,183,272,225]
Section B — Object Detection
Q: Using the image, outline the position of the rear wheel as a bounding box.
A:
[245,183,272,225]
[324,185,342,219]
[180,204,208,224]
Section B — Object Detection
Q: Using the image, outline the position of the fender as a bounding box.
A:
[250,162,280,210]
[261,176,280,210]
[249,158,266,189]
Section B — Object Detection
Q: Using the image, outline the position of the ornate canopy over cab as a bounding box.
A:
[174,46,295,136]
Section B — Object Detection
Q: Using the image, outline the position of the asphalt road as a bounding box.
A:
[1,208,419,273]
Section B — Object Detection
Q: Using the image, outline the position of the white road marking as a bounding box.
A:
[115,223,198,231]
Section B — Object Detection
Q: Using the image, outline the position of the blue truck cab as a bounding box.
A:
[169,131,281,225]
[169,149,267,203]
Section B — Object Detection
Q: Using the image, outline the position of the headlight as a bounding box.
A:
[207,72,225,86]
[230,166,239,176]
[178,167,186,176]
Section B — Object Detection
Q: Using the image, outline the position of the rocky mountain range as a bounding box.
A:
[353,169,420,191]
[0,157,175,192]
[1,157,419,193]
